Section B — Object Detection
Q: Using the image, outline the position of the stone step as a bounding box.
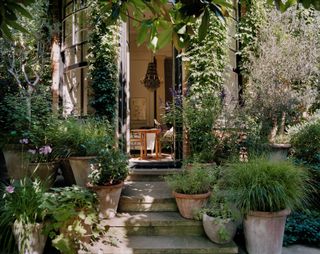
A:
[87,235,238,254]
[119,181,177,212]
[106,212,204,236]
[126,168,182,181]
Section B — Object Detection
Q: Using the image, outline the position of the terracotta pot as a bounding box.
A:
[13,220,47,254]
[173,191,211,219]
[202,213,237,244]
[269,143,291,161]
[28,162,59,187]
[3,145,28,180]
[88,181,124,219]
[244,209,291,254]
[68,156,97,187]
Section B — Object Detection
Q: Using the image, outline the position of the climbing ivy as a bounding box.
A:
[88,0,119,122]
[183,13,228,162]
[237,0,267,76]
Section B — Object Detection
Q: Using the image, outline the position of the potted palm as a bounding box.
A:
[62,117,112,187]
[164,163,217,219]
[223,157,310,254]
[0,177,48,254]
[200,190,240,244]
[87,142,128,219]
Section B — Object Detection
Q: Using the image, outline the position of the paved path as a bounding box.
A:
[282,245,320,254]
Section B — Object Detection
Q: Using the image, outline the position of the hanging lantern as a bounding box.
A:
[142,58,160,90]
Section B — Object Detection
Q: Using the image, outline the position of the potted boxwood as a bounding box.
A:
[0,177,48,254]
[199,189,241,244]
[164,163,217,219]
[62,117,112,187]
[87,143,128,219]
[43,186,106,254]
[223,157,310,254]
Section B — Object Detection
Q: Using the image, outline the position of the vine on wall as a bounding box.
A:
[88,0,120,123]
[183,12,229,162]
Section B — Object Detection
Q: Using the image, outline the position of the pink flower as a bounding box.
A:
[39,145,52,155]
[5,185,14,193]
[28,149,36,155]
[19,138,29,144]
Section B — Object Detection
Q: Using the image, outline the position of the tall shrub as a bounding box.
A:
[88,0,119,122]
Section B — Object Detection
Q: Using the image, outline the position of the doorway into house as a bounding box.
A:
[128,22,180,164]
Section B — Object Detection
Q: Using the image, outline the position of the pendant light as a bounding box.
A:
[142,57,160,90]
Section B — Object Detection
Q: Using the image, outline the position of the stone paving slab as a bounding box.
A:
[283,245,320,254]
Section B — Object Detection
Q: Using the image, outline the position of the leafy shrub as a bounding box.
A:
[290,119,320,165]
[89,146,128,186]
[165,163,217,195]
[223,157,310,214]
[61,117,113,156]
[284,211,320,247]
[43,186,105,254]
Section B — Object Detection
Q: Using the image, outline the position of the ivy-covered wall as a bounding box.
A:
[88,0,120,123]
[183,12,229,162]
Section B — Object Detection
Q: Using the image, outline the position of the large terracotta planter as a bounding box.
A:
[244,209,291,254]
[202,213,237,244]
[28,162,59,187]
[3,145,28,180]
[88,181,124,219]
[13,220,47,254]
[68,156,97,187]
[173,191,211,219]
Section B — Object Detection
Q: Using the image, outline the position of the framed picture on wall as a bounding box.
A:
[131,97,146,121]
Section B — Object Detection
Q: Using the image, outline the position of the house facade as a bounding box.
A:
[53,0,240,156]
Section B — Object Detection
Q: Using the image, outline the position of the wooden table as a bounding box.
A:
[131,129,161,160]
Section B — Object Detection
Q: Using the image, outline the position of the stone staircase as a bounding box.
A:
[89,168,238,254]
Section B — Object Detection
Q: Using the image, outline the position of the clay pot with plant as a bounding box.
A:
[87,141,128,219]
[61,117,112,187]
[0,177,49,254]
[165,163,217,219]
[199,187,241,244]
[223,157,310,254]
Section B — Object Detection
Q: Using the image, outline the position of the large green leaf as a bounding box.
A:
[157,26,173,50]
[136,21,149,46]
[198,8,209,41]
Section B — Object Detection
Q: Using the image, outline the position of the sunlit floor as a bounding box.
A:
[129,153,174,162]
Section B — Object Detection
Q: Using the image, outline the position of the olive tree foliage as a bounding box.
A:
[243,8,320,142]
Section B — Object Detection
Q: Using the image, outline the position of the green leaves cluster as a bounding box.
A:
[103,0,232,51]
[0,0,35,39]
[88,0,119,122]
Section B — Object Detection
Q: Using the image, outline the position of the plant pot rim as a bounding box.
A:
[173,191,211,199]
[86,181,124,190]
[247,208,291,218]
[269,143,291,149]
[203,212,234,222]
[69,156,96,160]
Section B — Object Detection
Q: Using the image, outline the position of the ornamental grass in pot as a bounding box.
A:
[0,177,48,254]
[164,163,217,219]
[223,157,310,254]
[87,143,128,219]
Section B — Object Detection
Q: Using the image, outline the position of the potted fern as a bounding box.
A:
[223,157,310,254]
[165,163,217,219]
